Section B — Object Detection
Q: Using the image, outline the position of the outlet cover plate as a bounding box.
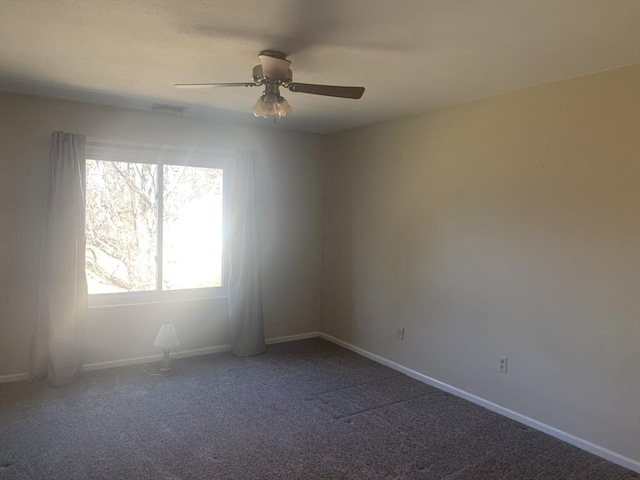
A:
[498,356,508,373]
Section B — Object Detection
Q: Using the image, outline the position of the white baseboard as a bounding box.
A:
[318,332,640,474]
[176,344,233,358]
[81,333,322,372]
[0,372,29,384]
[0,332,321,384]
[81,344,233,372]
[266,331,320,345]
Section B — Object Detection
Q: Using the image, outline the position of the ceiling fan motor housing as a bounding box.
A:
[254,51,293,84]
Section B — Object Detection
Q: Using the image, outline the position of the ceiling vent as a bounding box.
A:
[151,103,185,116]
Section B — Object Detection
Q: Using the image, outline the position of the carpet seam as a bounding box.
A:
[331,390,442,421]
[303,372,403,398]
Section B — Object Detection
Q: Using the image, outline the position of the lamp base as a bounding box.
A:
[159,349,172,372]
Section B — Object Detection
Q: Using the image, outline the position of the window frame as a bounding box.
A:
[85,140,231,308]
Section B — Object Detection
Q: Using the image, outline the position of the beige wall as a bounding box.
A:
[321,65,640,461]
[1,65,638,463]
[0,93,323,375]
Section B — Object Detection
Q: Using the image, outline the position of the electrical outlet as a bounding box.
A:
[396,327,405,340]
[497,356,508,373]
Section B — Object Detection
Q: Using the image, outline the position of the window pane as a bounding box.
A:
[85,160,157,293]
[162,165,223,290]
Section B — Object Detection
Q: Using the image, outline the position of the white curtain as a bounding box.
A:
[30,132,88,386]
[225,152,266,356]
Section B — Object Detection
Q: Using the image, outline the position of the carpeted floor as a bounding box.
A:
[0,338,637,479]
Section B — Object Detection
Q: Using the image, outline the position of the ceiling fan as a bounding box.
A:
[175,50,365,119]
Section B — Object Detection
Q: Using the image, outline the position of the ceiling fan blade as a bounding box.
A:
[174,82,257,89]
[287,83,364,99]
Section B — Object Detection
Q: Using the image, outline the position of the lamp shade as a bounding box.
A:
[153,324,180,349]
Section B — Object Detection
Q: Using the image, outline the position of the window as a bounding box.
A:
[85,142,226,304]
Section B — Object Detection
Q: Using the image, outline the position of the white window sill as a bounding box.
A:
[88,288,227,309]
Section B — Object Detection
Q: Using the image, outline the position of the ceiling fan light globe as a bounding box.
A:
[252,97,268,118]
[263,92,278,106]
[265,95,279,115]
[252,90,293,119]
[278,97,293,116]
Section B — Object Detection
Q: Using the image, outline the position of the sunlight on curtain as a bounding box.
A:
[225,152,266,357]
[30,132,88,386]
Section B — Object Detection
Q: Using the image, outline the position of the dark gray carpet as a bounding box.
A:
[0,338,637,479]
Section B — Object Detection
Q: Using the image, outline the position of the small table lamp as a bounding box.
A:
[153,324,180,373]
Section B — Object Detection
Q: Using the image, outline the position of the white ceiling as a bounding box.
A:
[1,0,638,134]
